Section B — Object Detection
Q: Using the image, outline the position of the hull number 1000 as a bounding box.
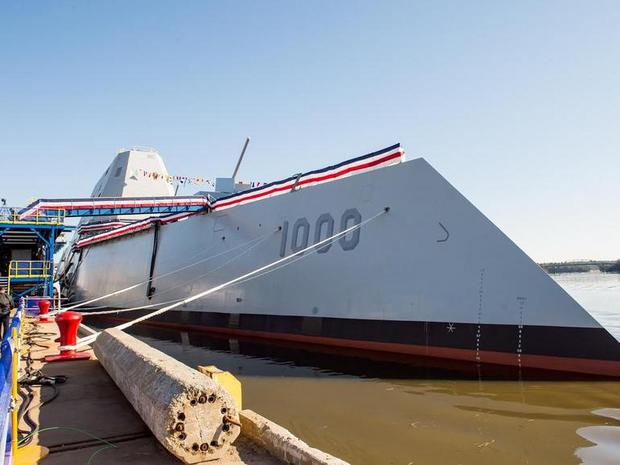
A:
[279,208,362,257]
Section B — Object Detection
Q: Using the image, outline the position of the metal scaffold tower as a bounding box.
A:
[0,208,68,298]
[0,195,210,299]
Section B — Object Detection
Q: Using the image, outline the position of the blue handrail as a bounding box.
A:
[0,299,23,464]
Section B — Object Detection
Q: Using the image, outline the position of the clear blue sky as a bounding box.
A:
[1,1,618,262]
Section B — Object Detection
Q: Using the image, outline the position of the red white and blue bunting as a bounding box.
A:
[78,221,131,234]
[19,196,209,220]
[76,211,197,248]
[209,143,404,211]
[73,143,404,248]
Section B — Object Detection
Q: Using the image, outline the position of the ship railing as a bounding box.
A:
[0,207,64,226]
[117,146,159,154]
[8,261,52,280]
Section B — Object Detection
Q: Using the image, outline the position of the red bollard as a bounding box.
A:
[38,299,54,324]
[45,311,91,363]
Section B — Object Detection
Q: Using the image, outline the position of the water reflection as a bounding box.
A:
[85,272,620,465]
[85,320,620,465]
[576,409,620,465]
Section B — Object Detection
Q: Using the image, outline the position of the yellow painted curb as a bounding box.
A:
[198,365,242,410]
[15,445,50,465]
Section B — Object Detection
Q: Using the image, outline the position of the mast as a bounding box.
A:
[231,137,251,181]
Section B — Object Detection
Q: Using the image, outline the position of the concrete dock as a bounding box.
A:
[18,315,344,465]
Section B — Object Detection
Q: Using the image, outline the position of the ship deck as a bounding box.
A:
[17,317,304,465]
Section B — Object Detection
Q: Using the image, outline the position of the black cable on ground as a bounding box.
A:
[17,386,36,446]
[17,322,68,446]
[26,331,56,337]
[17,381,60,447]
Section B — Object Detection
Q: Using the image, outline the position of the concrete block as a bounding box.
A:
[94,328,240,463]
[240,410,350,465]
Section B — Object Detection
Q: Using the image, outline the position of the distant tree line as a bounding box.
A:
[539,260,620,274]
[604,260,620,273]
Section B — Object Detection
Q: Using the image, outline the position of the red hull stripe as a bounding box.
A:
[101,317,620,378]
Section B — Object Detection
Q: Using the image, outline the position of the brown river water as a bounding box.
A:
[109,272,620,465]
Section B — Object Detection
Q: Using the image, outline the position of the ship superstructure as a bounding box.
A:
[57,144,620,377]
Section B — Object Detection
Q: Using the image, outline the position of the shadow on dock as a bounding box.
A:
[22,318,296,464]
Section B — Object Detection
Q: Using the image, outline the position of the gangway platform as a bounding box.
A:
[1,195,210,300]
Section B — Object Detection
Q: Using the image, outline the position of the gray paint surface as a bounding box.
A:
[73,158,601,329]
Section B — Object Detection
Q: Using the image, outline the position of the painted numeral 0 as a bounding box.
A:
[279,208,362,257]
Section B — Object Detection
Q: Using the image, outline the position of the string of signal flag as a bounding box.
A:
[130,168,266,188]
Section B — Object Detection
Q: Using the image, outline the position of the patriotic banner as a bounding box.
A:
[210,143,404,212]
[19,196,210,220]
[78,221,130,234]
[74,144,405,248]
[75,211,197,248]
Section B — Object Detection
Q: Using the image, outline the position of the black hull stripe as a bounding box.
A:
[97,310,620,362]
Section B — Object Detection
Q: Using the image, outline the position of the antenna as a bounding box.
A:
[231,137,250,180]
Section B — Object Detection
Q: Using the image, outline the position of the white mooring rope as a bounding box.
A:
[62,208,388,350]
[58,231,275,314]
[71,231,275,317]
[77,298,185,316]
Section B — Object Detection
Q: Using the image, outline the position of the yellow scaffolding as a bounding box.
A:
[7,261,52,296]
[8,261,52,279]
[0,209,64,226]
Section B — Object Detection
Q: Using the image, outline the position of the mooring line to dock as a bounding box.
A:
[71,231,275,317]
[103,231,276,308]
[64,208,388,350]
[77,298,185,316]
[62,232,272,311]
[58,231,276,313]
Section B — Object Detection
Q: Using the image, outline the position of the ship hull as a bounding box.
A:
[69,157,620,377]
[87,311,620,378]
